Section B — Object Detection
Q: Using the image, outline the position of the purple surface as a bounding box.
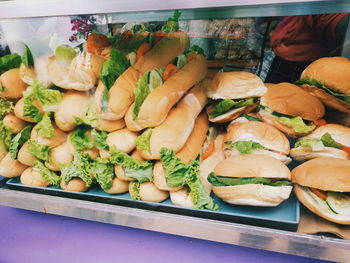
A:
[0,205,333,263]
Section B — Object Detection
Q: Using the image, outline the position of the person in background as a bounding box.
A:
[265,14,349,83]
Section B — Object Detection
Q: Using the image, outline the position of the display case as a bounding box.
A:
[0,1,350,262]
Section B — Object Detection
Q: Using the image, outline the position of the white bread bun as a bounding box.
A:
[212,154,291,206]
[133,31,189,74]
[104,177,129,194]
[294,184,350,225]
[258,108,312,138]
[19,64,36,85]
[208,103,258,123]
[291,157,350,191]
[54,90,90,132]
[224,121,290,156]
[139,81,208,160]
[20,167,49,187]
[60,178,89,192]
[212,184,292,206]
[0,68,28,99]
[136,55,208,129]
[14,97,44,123]
[48,52,105,91]
[290,124,350,161]
[3,113,27,133]
[45,142,73,171]
[170,187,194,208]
[207,71,267,99]
[93,81,121,120]
[130,182,169,203]
[106,128,138,153]
[31,123,67,148]
[262,82,325,121]
[17,141,38,166]
[0,152,27,178]
[153,112,209,191]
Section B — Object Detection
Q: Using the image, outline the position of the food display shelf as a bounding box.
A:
[0,179,349,262]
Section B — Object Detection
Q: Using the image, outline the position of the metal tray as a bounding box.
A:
[6,177,299,231]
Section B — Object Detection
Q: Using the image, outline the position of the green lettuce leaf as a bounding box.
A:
[320,132,343,149]
[0,121,13,150]
[0,53,21,75]
[74,102,99,127]
[188,178,219,210]
[133,72,150,120]
[22,45,34,67]
[27,139,51,161]
[91,129,109,150]
[224,140,266,154]
[135,128,152,152]
[275,115,315,134]
[0,98,14,119]
[23,80,62,121]
[109,146,153,182]
[9,125,32,159]
[91,158,114,190]
[129,181,141,200]
[207,173,292,187]
[61,152,94,187]
[33,160,61,186]
[295,78,350,104]
[69,126,94,151]
[294,139,321,149]
[209,98,256,118]
[55,45,77,67]
[161,10,181,33]
[241,114,261,122]
[34,113,54,138]
[186,45,205,56]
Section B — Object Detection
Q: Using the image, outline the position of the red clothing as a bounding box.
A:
[270,14,348,62]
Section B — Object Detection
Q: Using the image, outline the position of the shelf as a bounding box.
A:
[0,179,349,262]
[0,0,349,20]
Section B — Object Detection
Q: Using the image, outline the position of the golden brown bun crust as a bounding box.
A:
[136,55,208,129]
[0,68,28,99]
[263,82,325,121]
[60,178,89,192]
[104,177,129,194]
[258,108,313,138]
[301,57,350,95]
[214,154,291,179]
[54,90,90,132]
[207,71,267,99]
[224,121,290,154]
[95,117,125,132]
[3,113,27,134]
[299,84,350,113]
[292,158,350,191]
[294,184,350,225]
[18,141,38,166]
[0,153,27,178]
[133,31,189,74]
[106,128,138,153]
[131,182,169,203]
[20,167,50,187]
[208,103,258,123]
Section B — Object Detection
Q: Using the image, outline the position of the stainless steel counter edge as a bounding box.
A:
[0,0,349,19]
[1,186,349,262]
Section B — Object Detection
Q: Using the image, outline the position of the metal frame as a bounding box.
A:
[0,183,349,262]
[0,0,349,19]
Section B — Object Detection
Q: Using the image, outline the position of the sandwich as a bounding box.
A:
[206,71,267,123]
[153,112,209,191]
[208,154,292,206]
[290,124,350,161]
[0,53,27,99]
[258,82,325,137]
[135,80,208,160]
[223,121,291,164]
[66,126,99,159]
[20,160,60,187]
[129,181,169,203]
[292,157,350,225]
[296,57,350,113]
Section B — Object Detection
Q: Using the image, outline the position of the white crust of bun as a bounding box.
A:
[294,184,350,225]
[207,71,267,99]
[212,184,292,206]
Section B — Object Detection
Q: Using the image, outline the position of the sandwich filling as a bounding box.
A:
[295,78,350,105]
[293,132,350,154]
[208,173,292,187]
[207,98,257,119]
[259,104,315,134]
[33,160,61,187]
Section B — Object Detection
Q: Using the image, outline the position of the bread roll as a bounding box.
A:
[45,142,73,171]
[60,178,89,192]
[104,177,129,194]
[14,97,43,123]
[0,68,27,99]
[3,113,27,134]
[20,167,50,187]
[31,123,67,147]
[106,128,138,153]
[139,80,208,159]
[0,153,27,178]
[18,141,38,166]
